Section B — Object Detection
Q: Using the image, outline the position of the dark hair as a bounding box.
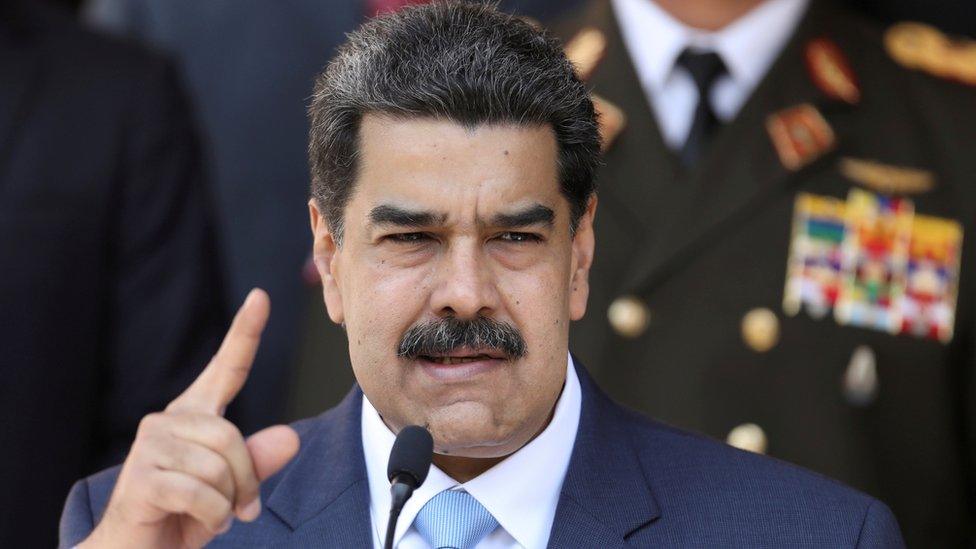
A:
[308,1,601,242]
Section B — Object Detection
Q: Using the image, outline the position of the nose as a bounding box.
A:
[429,238,500,320]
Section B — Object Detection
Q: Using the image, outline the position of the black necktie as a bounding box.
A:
[676,48,727,168]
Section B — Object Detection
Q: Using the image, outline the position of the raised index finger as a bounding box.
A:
[170,288,270,415]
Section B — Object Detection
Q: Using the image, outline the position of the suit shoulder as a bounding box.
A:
[79,464,123,509]
[289,402,347,440]
[616,408,901,544]
[62,464,123,542]
[256,401,357,491]
[627,409,872,503]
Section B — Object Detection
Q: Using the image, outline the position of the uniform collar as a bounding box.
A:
[362,353,582,549]
[611,0,809,95]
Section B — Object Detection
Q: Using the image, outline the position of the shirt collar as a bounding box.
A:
[362,353,582,549]
[612,0,809,92]
[611,0,687,94]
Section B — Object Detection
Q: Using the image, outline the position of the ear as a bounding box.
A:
[308,199,345,324]
[569,195,597,321]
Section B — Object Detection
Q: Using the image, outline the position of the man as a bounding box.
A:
[60,4,904,547]
[0,1,225,547]
[84,0,587,431]
[552,0,976,545]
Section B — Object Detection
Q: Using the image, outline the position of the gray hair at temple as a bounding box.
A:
[307,1,601,243]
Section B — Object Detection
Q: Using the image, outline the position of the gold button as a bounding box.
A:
[843,345,878,407]
[608,296,650,338]
[726,423,768,454]
[741,308,780,353]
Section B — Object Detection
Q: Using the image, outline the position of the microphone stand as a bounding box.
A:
[384,473,416,549]
[383,425,432,549]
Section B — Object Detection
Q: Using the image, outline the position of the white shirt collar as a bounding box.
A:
[612,0,809,96]
[362,353,582,549]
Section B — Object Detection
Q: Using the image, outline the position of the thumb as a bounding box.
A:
[246,425,300,481]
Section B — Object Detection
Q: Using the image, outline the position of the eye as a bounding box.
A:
[497,232,542,243]
[386,232,430,243]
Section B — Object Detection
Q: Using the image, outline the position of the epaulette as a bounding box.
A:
[885,22,976,85]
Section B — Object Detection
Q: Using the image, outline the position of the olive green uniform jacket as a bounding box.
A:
[553,1,975,546]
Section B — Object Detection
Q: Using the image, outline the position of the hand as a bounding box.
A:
[80,289,300,549]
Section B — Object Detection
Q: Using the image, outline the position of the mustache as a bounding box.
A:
[396,316,527,360]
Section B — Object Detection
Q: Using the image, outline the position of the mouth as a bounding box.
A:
[421,355,491,365]
[414,349,507,381]
[418,349,507,363]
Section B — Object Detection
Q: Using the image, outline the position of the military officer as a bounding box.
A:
[551,0,975,546]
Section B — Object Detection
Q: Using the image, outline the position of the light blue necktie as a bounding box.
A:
[413,490,499,549]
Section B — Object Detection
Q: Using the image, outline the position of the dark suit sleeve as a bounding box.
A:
[855,499,906,549]
[58,479,95,548]
[99,57,226,464]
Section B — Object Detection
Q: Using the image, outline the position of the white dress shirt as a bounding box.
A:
[611,0,810,149]
[362,353,582,549]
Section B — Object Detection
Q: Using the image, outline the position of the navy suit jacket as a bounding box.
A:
[60,362,904,548]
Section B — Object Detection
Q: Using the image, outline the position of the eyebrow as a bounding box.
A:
[367,203,555,229]
[368,205,447,228]
[490,204,555,229]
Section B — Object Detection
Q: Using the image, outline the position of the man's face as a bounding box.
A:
[309,115,595,458]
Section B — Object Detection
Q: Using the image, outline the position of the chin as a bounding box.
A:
[425,403,521,457]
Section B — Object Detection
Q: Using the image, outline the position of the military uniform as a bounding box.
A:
[555,1,975,546]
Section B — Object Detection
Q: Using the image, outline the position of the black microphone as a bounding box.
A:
[384,425,433,549]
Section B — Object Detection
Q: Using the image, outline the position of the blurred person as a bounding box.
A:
[551,0,976,546]
[84,0,588,430]
[61,4,904,548]
[84,0,362,434]
[0,0,224,546]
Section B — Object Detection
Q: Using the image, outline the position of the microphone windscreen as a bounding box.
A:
[387,425,433,487]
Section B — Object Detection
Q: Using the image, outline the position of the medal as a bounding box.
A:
[783,193,847,319]
[783,188,962,343]
[766,104,836,171]
[834,189,913,334]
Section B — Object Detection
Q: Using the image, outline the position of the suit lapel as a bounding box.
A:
[264,365,662,547]
[0,26,40,180]
[619,0,857,293]
[264,387,373,547]
[548,360,661,547]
